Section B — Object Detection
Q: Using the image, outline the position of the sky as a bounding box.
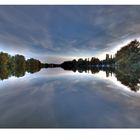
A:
[0,5,140,63]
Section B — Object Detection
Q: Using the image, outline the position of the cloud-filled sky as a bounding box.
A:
[0,5,140,63]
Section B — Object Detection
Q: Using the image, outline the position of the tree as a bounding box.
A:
[13,55,26,77]
[90,57,100,65]
[0,52,9,65]
[14,54,26,67]
[115,40,140,68]
[26,58,41,73]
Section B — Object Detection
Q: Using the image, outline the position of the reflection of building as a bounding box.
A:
[106,70,113,77]
[106,71,109,77]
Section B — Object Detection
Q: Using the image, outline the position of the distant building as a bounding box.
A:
[106,54,109,60]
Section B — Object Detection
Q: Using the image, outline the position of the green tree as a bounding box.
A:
[14,54,26,67]
[26,58,41,73]
[14,55,26,77]
[90,57,100,65]
[0,52,9,65]
[115,40,140,69]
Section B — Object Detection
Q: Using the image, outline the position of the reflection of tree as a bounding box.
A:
[90,67,99,74]
[115,68,140,92]
[61,64,101,74]
[0,67,10,80]
[61,64,115,76]
[0,52,43,80]
[0,60,140,92]
[0,64,41,80]
[61,64,140,92]
[14,66,26,77]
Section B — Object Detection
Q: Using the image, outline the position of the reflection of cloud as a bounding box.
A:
[1,69,140,127]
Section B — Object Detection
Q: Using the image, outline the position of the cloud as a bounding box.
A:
[0,6,53,55]
[0,6,140,62]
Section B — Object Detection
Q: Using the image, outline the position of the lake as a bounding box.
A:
[0,67,140,128]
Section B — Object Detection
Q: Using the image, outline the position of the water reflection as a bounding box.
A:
[115,68,140,92]
[0,65,41,80]
[0,67,140,127]
[61,66,140,92]
[0,66,140,93]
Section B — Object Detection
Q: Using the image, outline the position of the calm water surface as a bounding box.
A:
[0,68,140,128]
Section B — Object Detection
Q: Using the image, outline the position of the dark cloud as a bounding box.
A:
[0,6,140,62]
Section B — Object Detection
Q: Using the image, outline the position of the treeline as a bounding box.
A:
[61,53,115,70]
[0,52,45,80]
[61,39,140,70]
